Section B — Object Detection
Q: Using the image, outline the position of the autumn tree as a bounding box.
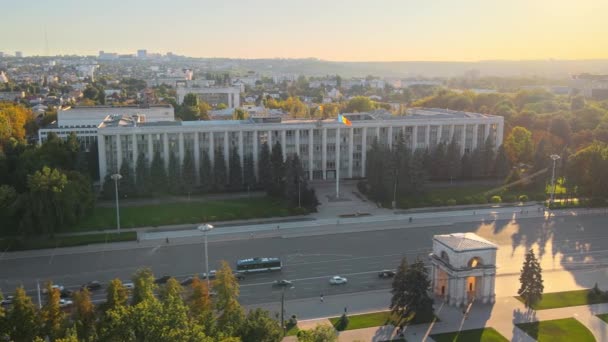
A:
[7,287,40,341]
[41,282,65,340]
[72,288,97,341]
[504,126,533,164]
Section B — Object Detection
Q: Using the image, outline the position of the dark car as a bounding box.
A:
[1,295,14,306]
[233,272,245,281]
[273,279,293,287]
[378,270,396,278]
[202,270,217,279]
[60,289,74,298]
[154,275,172,284]
[82,281,102,291]
[180,277,194,286]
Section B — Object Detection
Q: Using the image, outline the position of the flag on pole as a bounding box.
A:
[338,114,352,126]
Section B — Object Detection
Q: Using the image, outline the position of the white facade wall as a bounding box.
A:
[97,113,504,183]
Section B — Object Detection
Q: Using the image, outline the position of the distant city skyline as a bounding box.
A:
[2,0,607,62]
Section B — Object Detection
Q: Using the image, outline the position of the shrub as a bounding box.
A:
[518,195,529,202]
[473,195,487,204]
[461,196,474,205]
[446,199,457,206]
[432,198,443,206]
[490,195,502,203]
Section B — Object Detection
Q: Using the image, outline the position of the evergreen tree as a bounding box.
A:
[431,142,448,180]
[284,154,307,207]
[199,150,212,193]
[409,149,428,194]
[149,151,167,195]
[518,249,544,308]
[181,152,196,196]
[269,142,285,197]
[167,152,182,194]
[390,258,434,322]
[258,142,271,192]
[471,148,484,179]
[243,154,256,191]
[7,287,40,341]
[213,148,227,191]
[532,138,548,172]
[119,159,136,198]
[135,153,150,197]
[228,147,243,191]
[460,152,473,179]
[396,147,412,198]
[493,145,511,179]
[446,139,462,181]
[482,137,496,177]
[366,138,390,202]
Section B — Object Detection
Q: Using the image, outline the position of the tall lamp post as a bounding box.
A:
[197,224,214,288]
[549,154,561,206]
[110,173,122,233]
[281,285,295,333]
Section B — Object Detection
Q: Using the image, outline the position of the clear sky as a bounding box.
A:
[2,0,607,61]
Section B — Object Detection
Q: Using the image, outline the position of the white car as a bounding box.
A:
[329,276,348,285]
[123,282,134,290]
[59,299,73,308]
[43,284,65,294]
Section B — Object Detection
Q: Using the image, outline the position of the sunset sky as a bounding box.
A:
[2,0,607,61]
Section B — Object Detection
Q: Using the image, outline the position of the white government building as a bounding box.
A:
[96,108,503,184]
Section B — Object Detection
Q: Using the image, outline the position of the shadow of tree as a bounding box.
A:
[512,308,537,341]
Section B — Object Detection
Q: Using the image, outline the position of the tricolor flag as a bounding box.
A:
[338,114,352,126]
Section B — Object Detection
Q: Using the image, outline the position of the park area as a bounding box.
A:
[516,289,608,310]
[515,318,595,342]
[328,310,435,331]
[430,327,508,342]
[74,197,296,231]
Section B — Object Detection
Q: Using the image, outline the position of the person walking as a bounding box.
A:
[320,293,324,303]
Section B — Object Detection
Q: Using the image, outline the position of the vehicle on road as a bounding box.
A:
[378,270,396,278]
[43,284,64,293]
[329,276,348,285]
[180,277,194,286]
[123,282,135,290]
[1,295,14,306]
[154,276,172,284]
[236,257,282,273]
[273,279,293,287]
[60,289,73,298]
[233,272,245,280]
[202,270,217,279]
[81,281,102,291]
[59,299,73,308]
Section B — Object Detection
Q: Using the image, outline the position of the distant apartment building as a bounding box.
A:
[15,51,23,58]
[38,105,175,149]
[0,91,25,101]
[95,108,503,184]
[570,74,608,100]
[176,85,241,108]
[137,49,147,58]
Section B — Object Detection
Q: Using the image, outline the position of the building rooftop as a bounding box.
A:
[434,233,497,252]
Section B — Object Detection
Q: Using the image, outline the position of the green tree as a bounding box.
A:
[7,287,40,341]
[518,249,544,308]
[200,150,213,193]
[181,152,196,196]
[213,148,227,191]
[233,108,247,120]
[167,152,182,194]
[243,153,256,190]
[41,282,65,340]
[493,145,511,179]
[346,96,375,113]
[461,152,473,179]
[214,261,244,336]
[229,147,243,190]
[72,289,96,341]
[149,151,167,194]
[183,93,199,107]
[119,159,136,198]
[258,142,271,192]
[159,278,193,340]
[132,268,157,305]
[0,291,6,340]
[504,126,533,164]
[296,324,337,342]
[481,137,496,177]
[135,153,150,196]
[269,142,285,197]
[390,258,434,322]
[446,139,462,181]
[239,308,282,342]
[26,166,68,236]
[105,279,128,312]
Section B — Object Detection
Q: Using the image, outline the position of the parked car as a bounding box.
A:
[378,270,396,278]
[273,279,293,287]
[329,276,348,285]
[81,281,102,291]
[123,282,135,290]
[1,295,14,306]
[59,299,73,308]
[154,276,172,284]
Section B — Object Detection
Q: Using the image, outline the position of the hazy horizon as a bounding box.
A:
[2,0,607,62]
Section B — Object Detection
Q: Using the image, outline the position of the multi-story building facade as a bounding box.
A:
[176,86,241,108]
[96,108,503,184]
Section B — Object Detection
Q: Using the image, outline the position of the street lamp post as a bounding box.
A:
[110,173,122,233]
[549,154,561,207]
[197,224,214,288]
[281,285,295,333]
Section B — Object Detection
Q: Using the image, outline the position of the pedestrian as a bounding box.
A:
[409,217,412,223]
[277,225,280,230]
[320,293,324,303]
[166,237,169,244]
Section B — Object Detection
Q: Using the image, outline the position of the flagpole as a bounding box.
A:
[336,146,340,199]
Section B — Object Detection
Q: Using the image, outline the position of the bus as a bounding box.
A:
[236,257,282,273]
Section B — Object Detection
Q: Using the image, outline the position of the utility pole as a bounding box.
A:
[197,224,214,288]
[111,173,122,233]
[549,154,561,206]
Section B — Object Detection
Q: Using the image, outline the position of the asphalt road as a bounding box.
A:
[2,214,608,306]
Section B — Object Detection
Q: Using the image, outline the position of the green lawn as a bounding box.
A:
[596,313,608,324]
[75,197,294,230]
[0,232,136,252]
[328,311,435,331]
[285,325,299,336]
[516,318,595,342]
[431,328,508,342]
[516,289,608,310]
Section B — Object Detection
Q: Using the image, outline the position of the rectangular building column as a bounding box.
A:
[224,131,229,172]
[496,121,504,147]
[485,124,491,144]
[194,133,200,184]
[209,132,214,163]
[268,130,272,147]
[163,133,169,169]
[348,127,354,178]
[437,125,442,145]
[425,125,430,149]
[295,129,300,156]
[178,132,185,164]
[376,126,380,142]
[449,125,455,142]
[253,130,259,179]
[387,126,393,149]
[308,128,313,180]
[147,134,153,165]
[116,134,122,172]
[238,131,244,172]
[361,127,367,177]
[472,124,479,150]
[412,126,418,150]
[98,135,107,182]
[336,127,341,179]
[228,93,233,108]
[322,128,327,180]
[132,134,138,167]
[281,130,286,160]
[461,125,466,155]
